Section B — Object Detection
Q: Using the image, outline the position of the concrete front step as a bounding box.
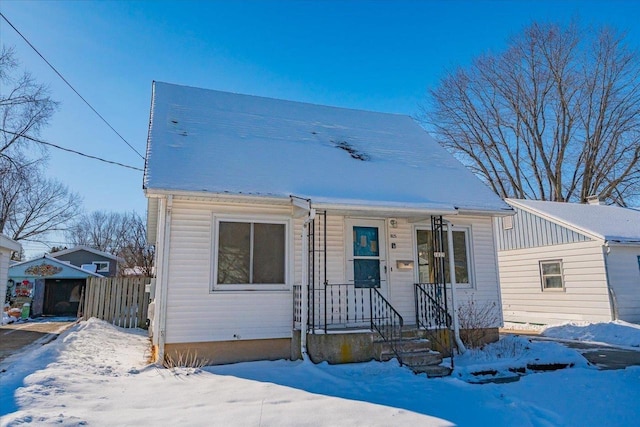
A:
[399,328,430,340]
[400,350,443,367]
[373,328,451,378]
[376,338,432,355]
[412,364,452,378]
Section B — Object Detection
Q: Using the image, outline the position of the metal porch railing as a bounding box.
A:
[415,282,451,330]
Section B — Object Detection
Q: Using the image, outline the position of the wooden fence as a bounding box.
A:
[80,277,151,328]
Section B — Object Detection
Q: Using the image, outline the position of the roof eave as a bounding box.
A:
[0,234,21,252]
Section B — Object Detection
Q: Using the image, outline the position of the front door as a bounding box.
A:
[346,219,388,294]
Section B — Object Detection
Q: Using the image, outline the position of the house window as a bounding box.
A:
[416,227,471,286]
[213,219,287,290]
[540,260,564,290]
[92,261,110,273]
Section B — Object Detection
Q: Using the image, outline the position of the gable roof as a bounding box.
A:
[506,199,640,243]
[49,245,121,261]
[144,82,510,215]
[9,254,104,278]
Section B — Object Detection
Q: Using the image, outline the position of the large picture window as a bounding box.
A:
[540,260,564,291]
[214,220,286,290]
[416,227,471,286]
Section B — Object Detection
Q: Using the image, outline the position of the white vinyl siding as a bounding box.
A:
[163,198,294,344]
[159,197,505,343]
[451,216,503,328]
[606,245,640,323]
[389,216,502,327]
[499,240,612,324]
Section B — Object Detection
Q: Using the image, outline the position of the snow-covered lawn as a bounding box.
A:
[542,320,640,348]
[1,319,639,426]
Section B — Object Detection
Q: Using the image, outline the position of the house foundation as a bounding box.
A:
[164,338,292,366]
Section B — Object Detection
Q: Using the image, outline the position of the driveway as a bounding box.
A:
[501,331,640,370]
[0,317,76,367]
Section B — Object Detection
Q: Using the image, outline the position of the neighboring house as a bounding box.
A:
[144,82,512,367]
[50,246,121,277]
[8,255,103,317]
[496,199,640,324]
[1,234,22,308]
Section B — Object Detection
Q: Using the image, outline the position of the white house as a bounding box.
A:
[496,199,640,324]
[143,82,512,368]
[1,234,22,309]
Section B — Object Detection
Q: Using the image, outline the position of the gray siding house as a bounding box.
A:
[50,246,121,277]
[496,199,640,324]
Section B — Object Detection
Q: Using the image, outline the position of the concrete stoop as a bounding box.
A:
[374,328,452,378]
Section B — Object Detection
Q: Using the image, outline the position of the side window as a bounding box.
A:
[213,219,287,290]
[92,261,110,273]
[540,260,564,291]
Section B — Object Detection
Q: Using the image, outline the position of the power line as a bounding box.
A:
[3,130,143,172]
[0,12,146,161]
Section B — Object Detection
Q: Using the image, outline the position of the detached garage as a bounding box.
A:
[496,199,640,325]
[8,255,103,317]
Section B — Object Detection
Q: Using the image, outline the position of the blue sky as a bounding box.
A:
[1,0,639,254]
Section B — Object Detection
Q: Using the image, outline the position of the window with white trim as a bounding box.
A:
[213,219,287,290]
[415,227,472,286]
[92,261,110,273]
[540,260,564,290]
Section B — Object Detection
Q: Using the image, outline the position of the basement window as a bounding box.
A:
[540,260,564,291]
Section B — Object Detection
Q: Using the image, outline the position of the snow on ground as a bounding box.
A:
[503,321,547,333]
[1,319,640,426]
[450,335,589,381]
[541,320,640,348]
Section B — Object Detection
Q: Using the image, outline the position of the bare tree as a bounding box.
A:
[420,22,640,206]
[0,157,80,242]
[117,213,155,277]
[66,211,154,276]
[66,211,133,254]
[1,46,58,161]
[0,46,75,244]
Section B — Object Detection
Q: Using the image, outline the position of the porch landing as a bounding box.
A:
[302,327,452,377]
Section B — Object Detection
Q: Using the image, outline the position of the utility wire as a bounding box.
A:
[0,12,146,160]
[3,130,143,171]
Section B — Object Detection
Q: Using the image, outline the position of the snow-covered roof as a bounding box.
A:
[507,199,640,243]
[144,82,510,214]
[50,245,121,261]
